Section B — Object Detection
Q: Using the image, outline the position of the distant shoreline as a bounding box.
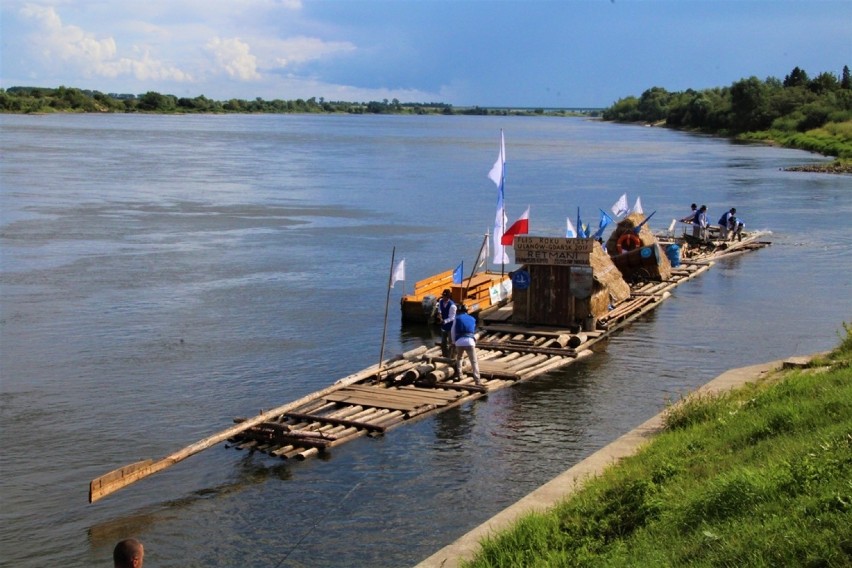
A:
[4,104,847,174]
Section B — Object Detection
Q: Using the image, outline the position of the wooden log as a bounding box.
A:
[398,364,436,385]
[439,382,487,393]
[368,410,405,427]
[475,341,573,357]
[405,403,439,419]
[566,333,588,348]
[422,367,457,384]
[283,412,387,433]
[270,444,295,457]
[296,447,321,461]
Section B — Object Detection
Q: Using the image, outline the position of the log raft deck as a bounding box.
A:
[89,231,769,504]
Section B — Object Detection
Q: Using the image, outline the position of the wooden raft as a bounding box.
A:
[88,236,770,503]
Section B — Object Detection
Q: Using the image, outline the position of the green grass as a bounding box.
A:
[464,324,852,567]
[741,120,852,160]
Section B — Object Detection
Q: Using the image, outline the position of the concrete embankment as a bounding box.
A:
[415,356,821,568]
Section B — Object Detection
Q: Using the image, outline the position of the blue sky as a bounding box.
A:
[1,0,849,108]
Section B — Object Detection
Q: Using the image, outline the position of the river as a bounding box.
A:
[0,113,850,567]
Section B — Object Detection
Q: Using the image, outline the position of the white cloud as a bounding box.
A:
[19,3,192,82]
[264,36,356,68]
[205,37,260,81]
[6,1,440,102]
[203,33,356,83]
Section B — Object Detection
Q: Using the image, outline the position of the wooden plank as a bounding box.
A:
[435,382,487,393]
[344,384,460,403]
[283,412,387,432]
[481,324,577,337]
[412,270,453,293]
[476,341,578,357]
[333,389,454,408]
[478,362,521,380]
[322,391,426,411]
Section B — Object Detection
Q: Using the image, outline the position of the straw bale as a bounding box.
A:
[589,242,631,302]
[606,212,658,251]
[605,213,672,281]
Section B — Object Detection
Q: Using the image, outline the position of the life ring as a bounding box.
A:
[616,232,642,254]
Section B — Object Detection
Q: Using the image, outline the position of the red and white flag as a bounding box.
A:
[501,206,530,245]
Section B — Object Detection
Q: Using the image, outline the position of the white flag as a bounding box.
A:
[493,203,509,265]
[475,239,487,269]
[489,130,510,265]
[611,193,629,218]
[667,218,677,233]
[631,196,644,214]
[566,216,577,238]
[391,258,405,288]
[487,130,506,187]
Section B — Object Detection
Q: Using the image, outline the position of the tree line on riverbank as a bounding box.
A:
[2,65,849,168]
[603,65,852,169]
[0,86,592,117]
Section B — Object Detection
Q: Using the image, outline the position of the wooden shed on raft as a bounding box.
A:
[606,212,673,282]
[509,236,630,328]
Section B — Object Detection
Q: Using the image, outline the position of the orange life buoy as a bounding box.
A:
[616,232,642,254]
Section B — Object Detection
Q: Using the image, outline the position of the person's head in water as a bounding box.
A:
[113,539,144,568]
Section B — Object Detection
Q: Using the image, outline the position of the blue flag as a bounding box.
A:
[593,209,614,239]
[452,261,464,285]
[576,207,588,238]
[632,210,657,234]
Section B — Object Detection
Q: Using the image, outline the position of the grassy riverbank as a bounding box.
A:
[739,121,852,174]
[465,326,852,567]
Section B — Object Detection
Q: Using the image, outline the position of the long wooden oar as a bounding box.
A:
[88,362,386,503]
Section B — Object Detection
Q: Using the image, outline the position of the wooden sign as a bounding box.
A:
[514,237,594,266]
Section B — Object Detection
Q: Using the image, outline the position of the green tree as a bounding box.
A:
[601,96,641,122]
[783,66,809,88]
[137,91,175,111]
[809,72,839,94]
[730,77,772,132]
[637,87,671,122]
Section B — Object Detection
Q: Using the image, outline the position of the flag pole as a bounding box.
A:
[463,233,489,302]
[378,246,395,379]
[484,229,490,273]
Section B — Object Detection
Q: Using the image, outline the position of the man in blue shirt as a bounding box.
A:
[718,207,736,240]
[451,304,481,385]
[693,205,708,240]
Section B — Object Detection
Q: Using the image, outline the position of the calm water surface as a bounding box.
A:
[1,114,850,567]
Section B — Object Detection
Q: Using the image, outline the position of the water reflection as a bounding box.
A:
[433,404,478,443]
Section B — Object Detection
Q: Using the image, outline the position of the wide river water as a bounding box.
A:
[1,113,850,567]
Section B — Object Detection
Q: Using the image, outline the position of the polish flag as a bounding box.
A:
[501,206,530,245]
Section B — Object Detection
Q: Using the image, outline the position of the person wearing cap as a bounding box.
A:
[433,289,456,357]
[451,304,481,385]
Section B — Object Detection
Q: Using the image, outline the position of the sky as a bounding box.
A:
[1,0,849,108]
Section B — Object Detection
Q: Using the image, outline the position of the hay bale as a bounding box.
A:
[606,213,672,281]
[588,241,630,318]
[589,242,631,302]
[605,212,658,252]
